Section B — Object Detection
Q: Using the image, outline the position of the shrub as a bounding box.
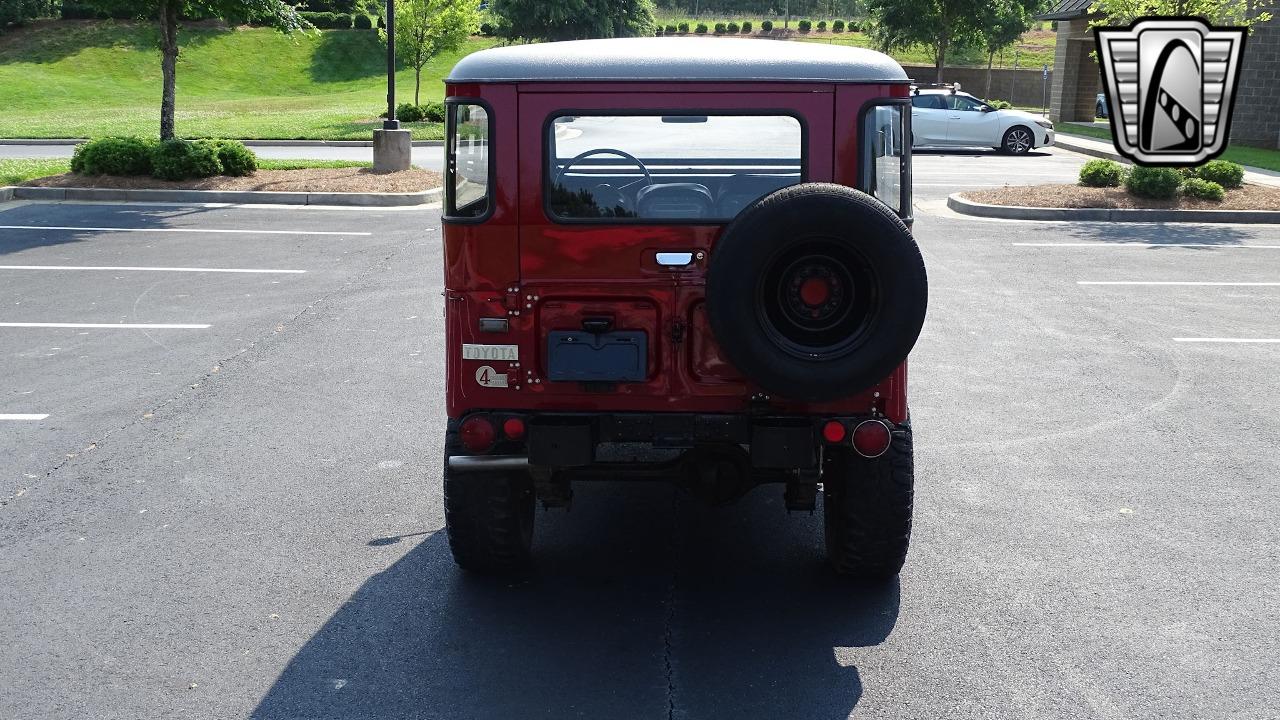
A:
[1181,177,1225,201]
[198,139,257,177]
[817,20,827,31]
[848,21,861,31]
[665,23,677,33]
[695,22,707,33]
[761,19,773,31]
[832,19,845,32]
[479,21,493,35]
[798,19,812,32]
[726,21,739,33]
[655,26,663,35]
[678,21,689,32]
[714,22,726,33]
[300,11,353,29]
[1193,159,1244,189]
[741,20,751,32]
[1125,166,1182,199]
[70,137,156,176]
[352,13,372,29]
[151,139,222,181]
[1078,158,1125,187]
[985,99,1012,110]
[398,102,424,122]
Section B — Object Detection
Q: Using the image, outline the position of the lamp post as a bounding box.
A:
[373,0,411,172]
[384,0,398,130]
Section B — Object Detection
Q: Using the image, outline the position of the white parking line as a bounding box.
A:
[1079,281,1280,286]
[1015,242,1280,249]
[0,414,49,420]
[0,322,210,329]
[0,265,306,274]
[1173,338,1280,343]
[0,225,370,236]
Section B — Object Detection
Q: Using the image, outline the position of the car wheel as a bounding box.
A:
[1001,126,1034,154]
[706,183,928,402]
[823,421,914,580]
[443,420,535,574]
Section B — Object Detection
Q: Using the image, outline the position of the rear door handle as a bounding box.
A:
[655,252,694,267]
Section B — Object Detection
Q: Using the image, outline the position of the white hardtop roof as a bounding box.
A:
[447,37,909,84]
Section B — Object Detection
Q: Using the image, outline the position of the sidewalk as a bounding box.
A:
[1054,130,1280,189]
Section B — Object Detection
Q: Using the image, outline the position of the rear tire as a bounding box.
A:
[823,422,914,580]
[443,422,535,574]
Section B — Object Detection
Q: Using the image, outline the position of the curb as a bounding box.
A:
[1052,135,1122,162]
[947,193,1280,224]
[0,185,442,207]
[0,139,445,148]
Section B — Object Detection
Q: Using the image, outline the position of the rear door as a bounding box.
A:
[514,89,833,404]
[910,94,947,145]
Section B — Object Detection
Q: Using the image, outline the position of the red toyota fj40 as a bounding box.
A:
[441,38,927,579]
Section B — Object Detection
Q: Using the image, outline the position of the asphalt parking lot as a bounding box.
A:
[3,152,1279,719]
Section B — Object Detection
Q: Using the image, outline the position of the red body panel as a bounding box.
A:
[443,80,911,423]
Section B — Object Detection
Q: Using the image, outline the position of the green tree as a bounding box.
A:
[866,0,987,82]
[382,0,481,105]
[73,1,306,140]
[0,0,58,27]
[491,0,656,41]
[979,0,1035,97]
[1090,0,1272,27]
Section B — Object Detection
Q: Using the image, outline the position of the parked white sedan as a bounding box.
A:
[910,87,1054,154]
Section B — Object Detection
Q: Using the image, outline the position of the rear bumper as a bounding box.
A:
[448,411,893,472]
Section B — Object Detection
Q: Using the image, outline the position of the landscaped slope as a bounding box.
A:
[0,20,496,140]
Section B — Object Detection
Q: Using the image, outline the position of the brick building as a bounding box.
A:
[1039,2,1280,149]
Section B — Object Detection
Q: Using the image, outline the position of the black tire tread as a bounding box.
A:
[443,421,535,574]
[823,424,914,579]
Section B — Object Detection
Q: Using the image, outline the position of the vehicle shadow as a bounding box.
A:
[914,148,1052,158]
[1065,220,1254,248]
[250,482,900,720]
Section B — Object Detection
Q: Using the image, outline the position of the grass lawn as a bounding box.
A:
[1057,123,1280,173]
[0,20,496,141]
[0,156,372,184]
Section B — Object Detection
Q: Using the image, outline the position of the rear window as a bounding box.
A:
[911,94,946,110]
[445,102,491,220]
[546,114,804,223]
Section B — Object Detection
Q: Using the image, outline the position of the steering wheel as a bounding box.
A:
[552,148,654,212]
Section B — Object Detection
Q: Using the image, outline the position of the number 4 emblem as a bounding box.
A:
[475,365,509,388]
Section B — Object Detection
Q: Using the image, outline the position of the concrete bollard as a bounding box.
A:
[373,129,412,173]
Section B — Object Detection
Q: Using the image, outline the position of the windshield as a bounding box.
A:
[546,114,804,222]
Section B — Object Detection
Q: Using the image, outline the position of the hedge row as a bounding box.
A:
[71,137,258,181]
[379,101,446,123]
[298,11,378,29]
[654,18,860,35]
[1078,158,1246,202]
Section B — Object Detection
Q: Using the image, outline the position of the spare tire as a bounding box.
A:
[706,183,927,402]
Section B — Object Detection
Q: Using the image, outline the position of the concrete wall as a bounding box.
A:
[1232,16,1280,149]
[902,65,1053,108]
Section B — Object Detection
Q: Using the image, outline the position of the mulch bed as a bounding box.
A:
[962,183,1280,211]
[24,168,442,194]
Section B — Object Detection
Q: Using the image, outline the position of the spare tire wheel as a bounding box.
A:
[706,183,927,402]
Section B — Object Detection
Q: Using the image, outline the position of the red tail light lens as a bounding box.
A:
[851,420,892,458]
[502,417,526,440]
[460,415,496,452]
[822,420,847,443]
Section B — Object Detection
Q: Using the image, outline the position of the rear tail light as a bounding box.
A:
[460,415,496,452]
[821,420,847,443]
[502,417,526,440]
[851,419,892,458]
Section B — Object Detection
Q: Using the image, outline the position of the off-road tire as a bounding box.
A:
[823,423,914,580]
[443,422,535,574]
[706,183,928,402]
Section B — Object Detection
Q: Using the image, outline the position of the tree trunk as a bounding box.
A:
[159,0,179,141]
[934,32,949,83]
[415,66,422,106]
[985,50,995,98]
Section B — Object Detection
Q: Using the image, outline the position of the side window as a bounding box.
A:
[912,95,944,110]
[446,103,491,220]
[861,103,908,215]
[948,95,983,112]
